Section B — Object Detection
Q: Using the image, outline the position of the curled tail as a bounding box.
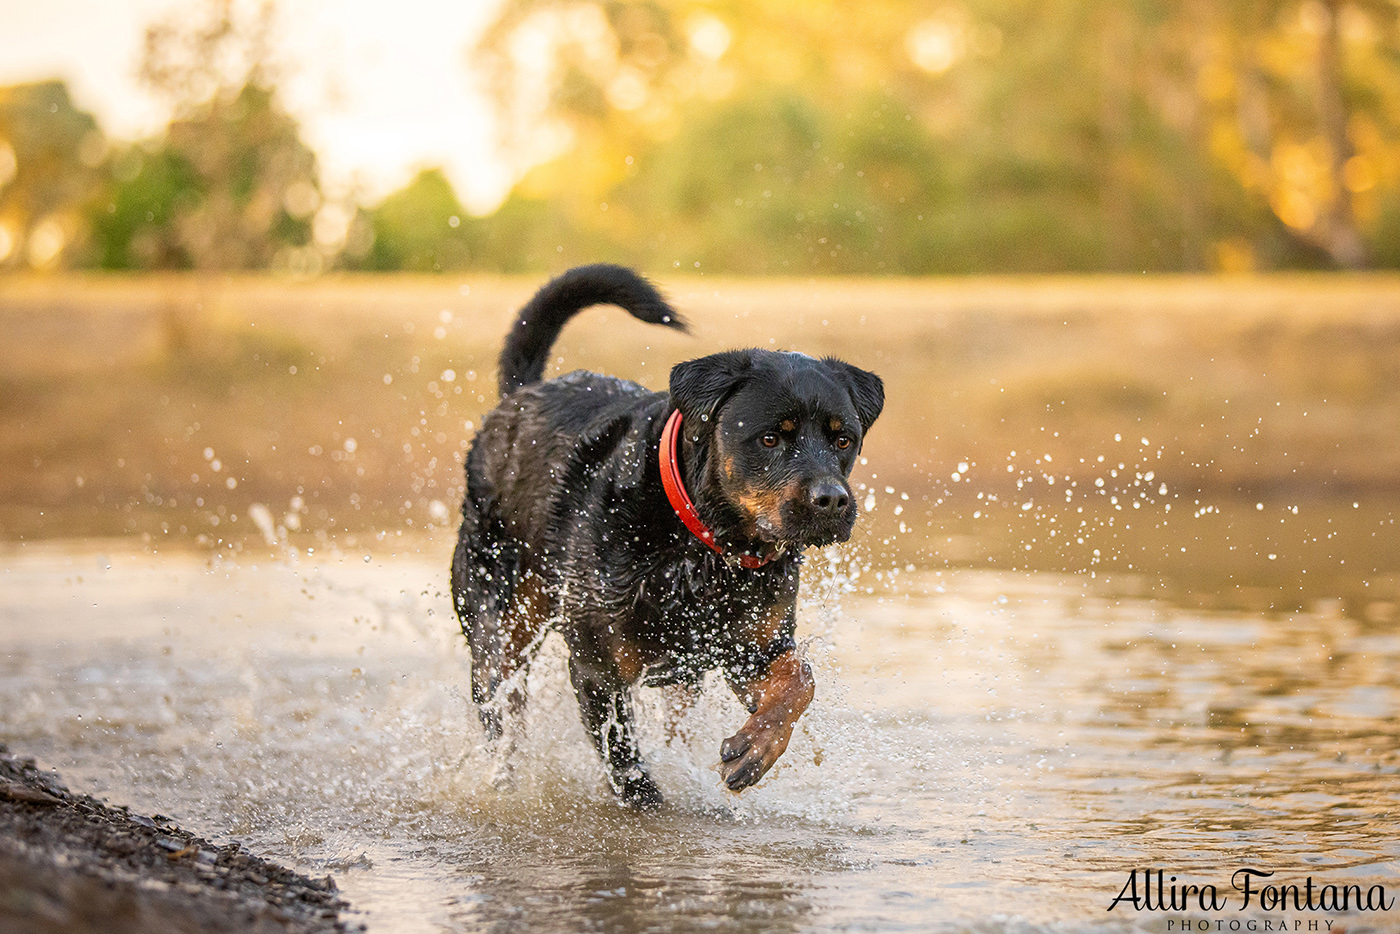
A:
[497,264,686,397]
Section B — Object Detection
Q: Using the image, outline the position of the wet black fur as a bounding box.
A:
[451,263,883,807]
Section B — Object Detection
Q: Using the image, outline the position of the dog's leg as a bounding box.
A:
[568,657,663,809]
[452,494,521,744]
[484,672,529,790]
[467,616,515,742]
[475,580,549,787]
[718,650,815,791]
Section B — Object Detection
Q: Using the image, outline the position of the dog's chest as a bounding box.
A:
[623,558,787,685]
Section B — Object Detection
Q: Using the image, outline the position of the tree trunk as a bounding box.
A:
[1316,0,1368,268]
[1099,1,1132,270]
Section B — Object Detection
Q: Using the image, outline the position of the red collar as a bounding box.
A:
[659,409,780,569]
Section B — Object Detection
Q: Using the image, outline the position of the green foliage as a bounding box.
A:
[466,0,1400,273]
[612,91,947,273]
[88,146,197,269]
[349,169,481,272]
[89,0,320,271]
[0,81,105,270]
[89,84,319,271]
[8,0,1400,274]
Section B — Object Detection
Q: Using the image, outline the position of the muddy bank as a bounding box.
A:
[0,745,355,934]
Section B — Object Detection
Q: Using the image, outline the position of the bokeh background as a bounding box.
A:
[2,0,1399,614]
[5,10,1400,931]
[6,0,1400,274]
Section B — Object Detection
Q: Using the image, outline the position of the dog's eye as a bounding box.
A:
[761,433,780,448]
[835,436,853,450]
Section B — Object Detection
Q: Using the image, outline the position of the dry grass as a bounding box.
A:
[3,272,1400,547]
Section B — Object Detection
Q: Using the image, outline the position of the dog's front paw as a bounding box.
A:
[718,724,788,791]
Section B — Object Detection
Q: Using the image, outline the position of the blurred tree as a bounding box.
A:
[472,0,1400,272]
[0,81,106,270]
[468,0,1190,272]
[345,168,483,272]
[1194,0,1399,269]
[10,0,1400,275]
[88,0,322,271]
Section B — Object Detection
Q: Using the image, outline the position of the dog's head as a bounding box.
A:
[669,349,883,548]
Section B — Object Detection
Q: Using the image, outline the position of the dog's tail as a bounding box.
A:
[497,264,685,397]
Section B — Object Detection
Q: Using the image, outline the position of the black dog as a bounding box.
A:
[451,264,883,807]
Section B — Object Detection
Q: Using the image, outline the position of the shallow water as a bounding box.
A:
[1,537,1399,933]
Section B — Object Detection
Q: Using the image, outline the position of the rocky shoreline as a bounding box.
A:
[0,745,356,934]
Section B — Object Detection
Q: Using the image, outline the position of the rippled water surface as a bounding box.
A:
[2,536,1398,933]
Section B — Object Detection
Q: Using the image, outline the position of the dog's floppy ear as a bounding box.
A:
[669,350,755,426]
[826,359,884,434]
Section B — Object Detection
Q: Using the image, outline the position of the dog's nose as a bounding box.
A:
[808,480,849,516]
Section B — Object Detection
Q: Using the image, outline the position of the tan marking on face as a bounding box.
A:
[717,429,802,536]
[735,489,783,518]
[779,419,796,433]
[829,417,843,432]
[733,482,802,536]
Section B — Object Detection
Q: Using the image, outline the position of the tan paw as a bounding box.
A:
[718,724,786,791]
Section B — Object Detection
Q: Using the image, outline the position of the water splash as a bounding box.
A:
[2,543,1398,931]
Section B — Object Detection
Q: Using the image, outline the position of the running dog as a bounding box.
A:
[451,264,883,807]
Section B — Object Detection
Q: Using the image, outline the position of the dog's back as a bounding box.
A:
[468,370,655,545]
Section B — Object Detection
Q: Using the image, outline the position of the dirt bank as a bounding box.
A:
[0,745,356,934]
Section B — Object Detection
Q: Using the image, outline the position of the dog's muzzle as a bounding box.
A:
[776,478,856,546]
